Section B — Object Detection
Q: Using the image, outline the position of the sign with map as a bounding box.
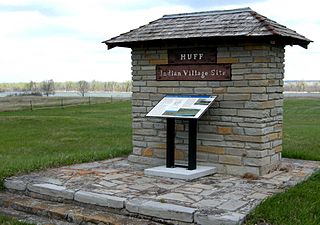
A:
[146,95,217,119]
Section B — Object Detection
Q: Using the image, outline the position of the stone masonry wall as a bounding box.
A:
[128,43,285,176]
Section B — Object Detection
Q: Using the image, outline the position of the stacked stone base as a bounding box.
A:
[128,154,281,176]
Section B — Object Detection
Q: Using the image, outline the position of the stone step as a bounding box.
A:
[4,179,198,224]
[0,192,163,225]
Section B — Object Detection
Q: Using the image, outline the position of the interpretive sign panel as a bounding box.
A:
[146,95,217,119]
[156,64,231,81]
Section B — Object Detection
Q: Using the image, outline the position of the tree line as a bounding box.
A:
[0,80,132,96]
[284,81,320,92]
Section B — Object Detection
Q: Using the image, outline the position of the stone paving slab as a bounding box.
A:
[74,190,125,209]
[28,183,75,200]
[127,198,196,222]
[0,192,162,225]
[3,157,320,224]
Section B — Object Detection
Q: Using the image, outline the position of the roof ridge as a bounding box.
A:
[163,7,252,19]
[250,11,279,35]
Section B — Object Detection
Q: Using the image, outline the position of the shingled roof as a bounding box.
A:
[103,7,312,49]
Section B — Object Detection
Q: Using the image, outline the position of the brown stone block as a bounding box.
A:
[217,126,233,134]
[225,135,266,143]
[158,87,174,93]
[274,145,282,153]
[142,148,153,157]
[223,94,250,101]
[219,155,242,165]
[217,57,239,63]
[212,87,226,93]
[268,80,279,86]
[254,56,271,63]
[149,59,168,65]
[262,101,275,108]
[156,143,166,149]
[175,124,185,131]
[175,149,185,160]
[267,133,279,141]
[197,146,225,154]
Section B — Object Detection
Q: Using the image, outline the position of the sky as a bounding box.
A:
[0,0,319,83]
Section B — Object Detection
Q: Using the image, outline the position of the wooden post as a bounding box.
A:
[30,100,33,111]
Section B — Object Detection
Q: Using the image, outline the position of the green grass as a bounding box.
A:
[0,101,132,189]
[283,98,320,160]
[245,98,320,225]
[246,171,320,225]
[0,215,32,225]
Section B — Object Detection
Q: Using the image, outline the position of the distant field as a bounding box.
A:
[0,96,119,111]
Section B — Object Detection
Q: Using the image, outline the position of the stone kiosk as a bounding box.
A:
[103,7,311,177]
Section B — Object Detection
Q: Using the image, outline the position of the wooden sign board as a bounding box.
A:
[146,95,217,119]
[168,48,217,64]
[156,64,231,81]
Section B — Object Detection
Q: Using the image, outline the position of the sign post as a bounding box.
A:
[146,95,216,170]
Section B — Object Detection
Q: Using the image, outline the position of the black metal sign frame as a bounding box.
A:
[166,118,197,170]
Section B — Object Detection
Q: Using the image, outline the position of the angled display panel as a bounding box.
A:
[146,95,216,119]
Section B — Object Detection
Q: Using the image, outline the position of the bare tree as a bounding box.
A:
[78,80,89,97]
[25,80,37,93]
[65,81,73,91]
[124,81,132,92]
[297,81,306,92]
[91,80,97,91]
[41,79,55,97]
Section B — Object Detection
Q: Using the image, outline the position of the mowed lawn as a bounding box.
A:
[0,99,319,225]
[0,101,132,189]
[246,98,320,225]
[282,98,320,160]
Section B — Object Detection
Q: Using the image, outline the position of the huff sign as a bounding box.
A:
[168,48,217,64]
[156,48,231,81]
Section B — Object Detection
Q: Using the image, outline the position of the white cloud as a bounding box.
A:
[0,0,318,82]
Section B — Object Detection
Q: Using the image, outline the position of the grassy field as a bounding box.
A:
[0,101,132,189]
[0,96,118,112]
[0,98,319,225]
[282,98,320,160]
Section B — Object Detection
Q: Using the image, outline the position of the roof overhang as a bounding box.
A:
[102,35,312,50]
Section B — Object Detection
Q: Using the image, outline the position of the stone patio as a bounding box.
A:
[2,157,320,225]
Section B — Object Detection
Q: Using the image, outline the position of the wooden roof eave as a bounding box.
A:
[102,35,312,50]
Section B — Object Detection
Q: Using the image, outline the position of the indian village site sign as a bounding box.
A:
[156,48,231,81]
